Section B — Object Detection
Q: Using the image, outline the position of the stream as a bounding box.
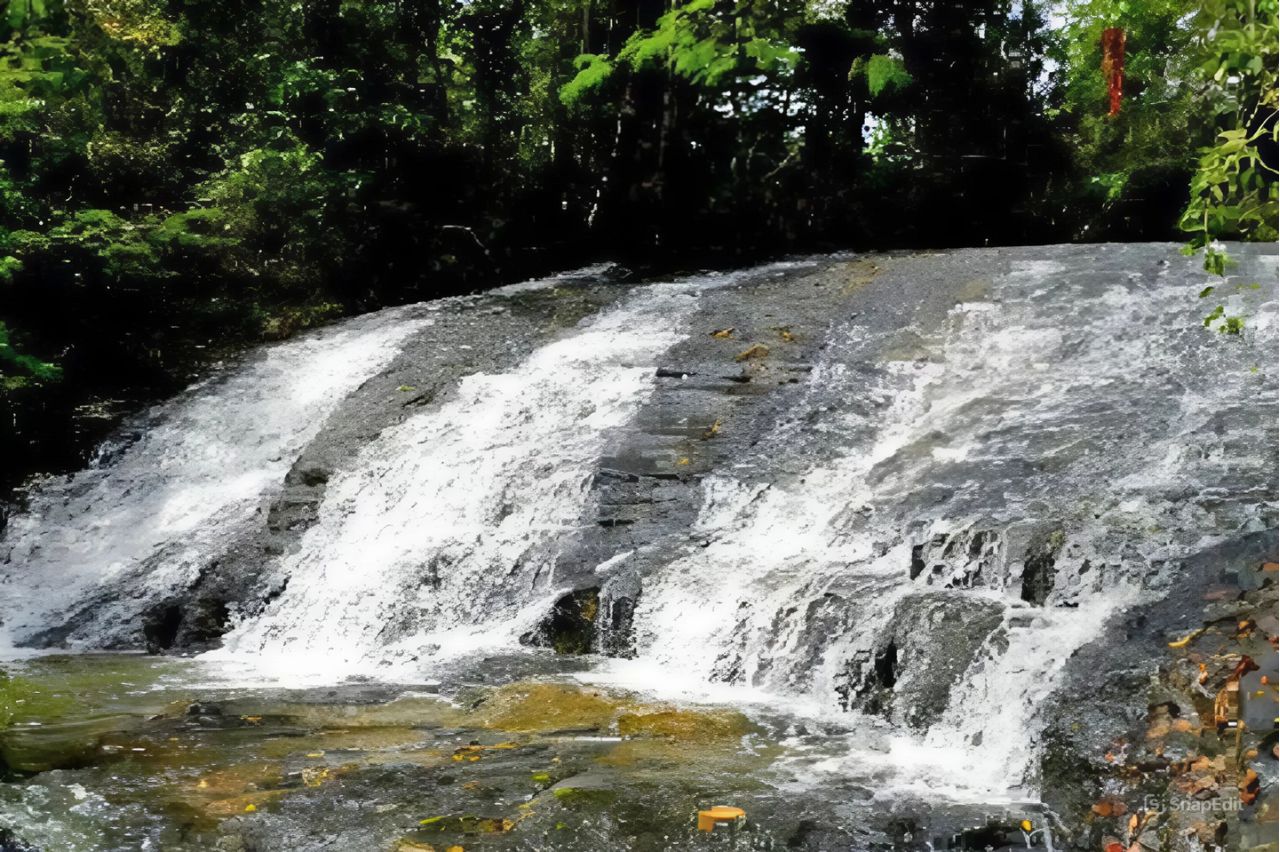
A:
[0,244,1276,851]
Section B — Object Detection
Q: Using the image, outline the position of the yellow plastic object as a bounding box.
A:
[697,806,746,832]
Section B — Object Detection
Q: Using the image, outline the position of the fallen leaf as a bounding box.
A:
[1231,656,1260,679]
[1168,628,1207,649]
[1093,799,1127,817]
[734,343,770,362]
[710,327,734,339]
[1240,768,1261,805]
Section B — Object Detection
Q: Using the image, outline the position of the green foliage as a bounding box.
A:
[1056,0,1202,235]
[863,54,911,96]
[1200,303,1245,334]
[1174,0,1278,331]
[560,54,613,106]
[44,209,160,281]
[84,0,181,48]
[0,321,59,386]
[5,0,47,34]
[595,0,798,89]
[0,0,1268,483]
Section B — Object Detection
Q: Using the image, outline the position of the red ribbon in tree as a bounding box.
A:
[1101,27,1125,116]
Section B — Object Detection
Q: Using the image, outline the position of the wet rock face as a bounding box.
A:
[1019,530,1064,607]
[1038,533,1278,852]
[0,245,1274,810]
[837,592,1005,729]
[911,528,1006,590]
[521,587,599,654]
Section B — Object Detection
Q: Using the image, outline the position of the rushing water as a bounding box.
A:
[0,245,1276,848]
[0,309,428,650]
[216,281,703,669]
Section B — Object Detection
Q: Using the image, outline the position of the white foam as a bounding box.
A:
[210,281,709,674]
[0,308,427,649]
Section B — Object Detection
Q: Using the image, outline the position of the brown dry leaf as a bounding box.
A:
[702,419,722,439]
[710,327,735,339]
[734,343,770,362]
[1191,775,1219,795]
[1240,768,1261,805]
[1093,799,1127,817]
[1232,655,1260,679]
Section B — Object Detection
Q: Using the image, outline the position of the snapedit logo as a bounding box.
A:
[1142,794,1243,814]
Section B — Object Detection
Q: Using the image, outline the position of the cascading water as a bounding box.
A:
[622,254,1277,795]
[0,307,428,649]
[213,281,706,671]
[0,246,1275,814]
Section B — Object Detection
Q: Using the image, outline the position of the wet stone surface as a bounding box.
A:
[0,655,1051,851]
[0,244,1276,850]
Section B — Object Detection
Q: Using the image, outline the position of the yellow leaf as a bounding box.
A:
[1168,627,1207,649]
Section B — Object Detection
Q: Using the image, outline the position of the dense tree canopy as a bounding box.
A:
[0,0,1274,488]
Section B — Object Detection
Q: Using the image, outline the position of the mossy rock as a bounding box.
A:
[0,714,140,772]
[471,683,626,733]
[552,785,618,807]
[414,814,515,833]
[616,709,755,742]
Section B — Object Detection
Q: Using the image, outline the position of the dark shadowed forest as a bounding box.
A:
[0,0,1275,488]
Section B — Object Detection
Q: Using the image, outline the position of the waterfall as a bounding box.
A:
[0,307,428,649]
[213,281,705,673]
[0,247,1274,803]
[609,255,1278,796]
